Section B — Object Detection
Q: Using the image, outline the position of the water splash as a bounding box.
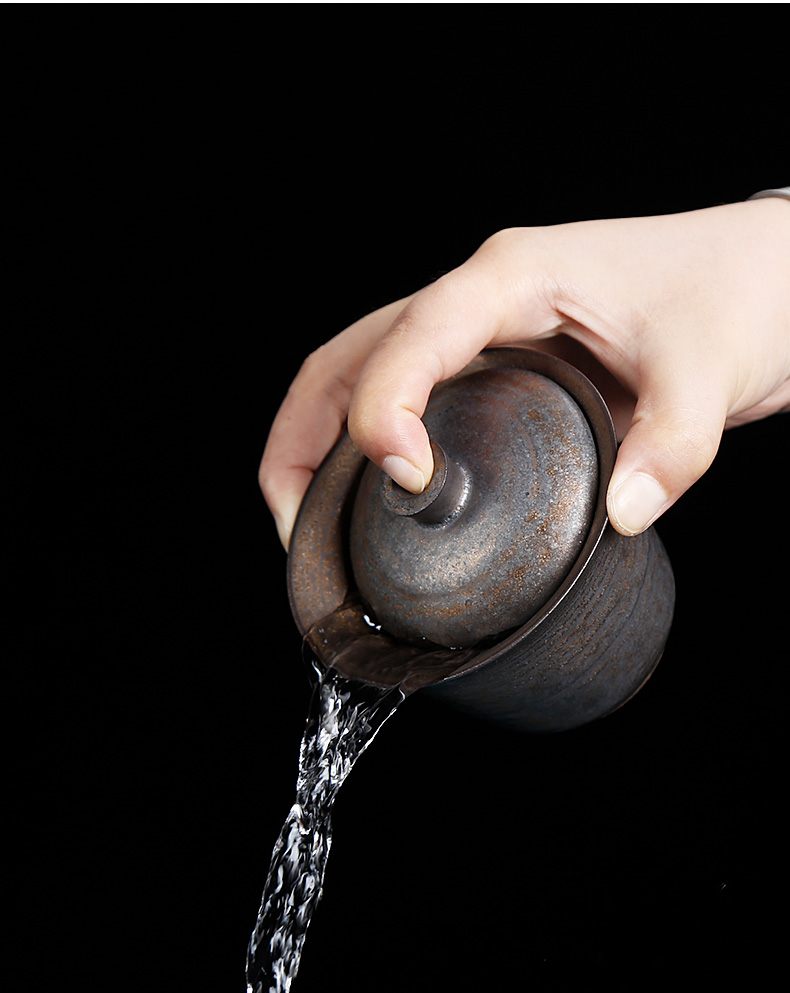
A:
[245,661,406,992]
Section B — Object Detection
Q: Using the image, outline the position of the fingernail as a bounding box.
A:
[275,516,292,552]
[382,454,427,494]
[273,494,302,552]
[608,472,669,536]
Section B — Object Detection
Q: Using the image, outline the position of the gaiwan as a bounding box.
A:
[287,346,675,733]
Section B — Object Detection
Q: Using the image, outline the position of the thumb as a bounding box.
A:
[606,380,727,536]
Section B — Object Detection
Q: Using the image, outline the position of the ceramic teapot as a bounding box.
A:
[286,347,675,732]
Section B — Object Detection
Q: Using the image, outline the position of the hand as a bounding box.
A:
[261,199,790,549]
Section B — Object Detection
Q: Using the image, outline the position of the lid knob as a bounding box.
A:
[380,441,471,526]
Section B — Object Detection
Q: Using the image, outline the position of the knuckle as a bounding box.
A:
[295,344,354,412]
[475,226,542,264]
[658,414,721,478]
[380,309,421,344]
[347,395,382,450]
[295,345,328,384]
[258,443,283,503]
[477,226,524,254]
[258,455,274,496]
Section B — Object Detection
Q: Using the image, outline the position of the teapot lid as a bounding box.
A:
[349,355,599,648]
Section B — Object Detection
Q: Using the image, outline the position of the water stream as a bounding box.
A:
[245,595,479,992]
[244,659,407,993]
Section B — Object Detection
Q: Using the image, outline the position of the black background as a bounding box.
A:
[19,24,787,993]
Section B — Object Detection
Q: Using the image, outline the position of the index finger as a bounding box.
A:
[346,254,552,490]
[259,297,411,549]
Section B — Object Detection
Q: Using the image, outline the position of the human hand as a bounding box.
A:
[261,199,790,550]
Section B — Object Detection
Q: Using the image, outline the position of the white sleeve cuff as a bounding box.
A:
[749,187,790,201]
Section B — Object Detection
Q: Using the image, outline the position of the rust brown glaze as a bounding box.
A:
[350,364,599,648]
[287,347,675,732]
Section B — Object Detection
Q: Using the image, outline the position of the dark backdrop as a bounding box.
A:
[26,27,787,993]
